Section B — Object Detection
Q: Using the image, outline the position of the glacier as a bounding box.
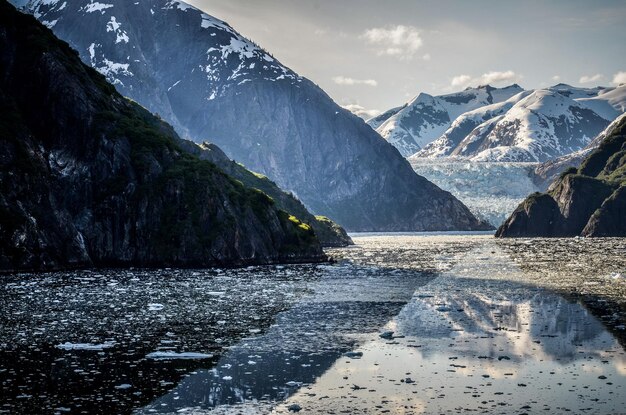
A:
[410,159,540,227]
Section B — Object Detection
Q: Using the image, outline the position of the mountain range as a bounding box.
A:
[0,0,331,270]
[370,84,626,162]
[13,0,489,232]
[369,84,524,157]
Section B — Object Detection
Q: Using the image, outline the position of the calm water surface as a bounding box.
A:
[1,234,625,414]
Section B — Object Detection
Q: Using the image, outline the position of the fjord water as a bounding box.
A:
[1,235,625,414]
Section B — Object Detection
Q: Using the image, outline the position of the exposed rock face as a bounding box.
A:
[0,0,327,271]
[532,113,626,191]
[14,0,490,232]
[497,115,626,237]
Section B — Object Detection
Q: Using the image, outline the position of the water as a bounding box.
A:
[1,234,625,414]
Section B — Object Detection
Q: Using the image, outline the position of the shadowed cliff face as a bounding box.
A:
[497,115,626,237]
[0,0,326,271]
[15,0,491,232]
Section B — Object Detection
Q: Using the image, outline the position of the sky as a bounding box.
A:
[187,0,626,117]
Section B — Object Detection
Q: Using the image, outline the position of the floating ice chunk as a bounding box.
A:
[114,383,132,389]
[145,351,214,360]
[148,303,164,311]
[57,341,116,351]
[207,291,225,296]
[379,331,394,339]
[343,351,363,359]
[222,375,232,380]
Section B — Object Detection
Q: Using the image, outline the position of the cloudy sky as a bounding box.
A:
[187,0,626,117]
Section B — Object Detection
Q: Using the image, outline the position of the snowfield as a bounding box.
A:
[375,84,625,162]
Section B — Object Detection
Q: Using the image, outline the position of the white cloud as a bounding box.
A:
[422,53,431,61]
[361,25,423,59]
[579,73,603,84]
[612,71,626,85]
[449,70,519,89]
[451,74,472,88]
[480,70,518,85]
[552,75,561,82]
[332,76,378,87]
[342,104,381,120]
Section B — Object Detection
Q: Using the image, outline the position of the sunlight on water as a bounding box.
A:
[1,235,625,414]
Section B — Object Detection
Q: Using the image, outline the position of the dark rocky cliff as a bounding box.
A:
[0,0,326,271]
[532,114,626,191]
[16,0,490,232]
[497,115,626,237]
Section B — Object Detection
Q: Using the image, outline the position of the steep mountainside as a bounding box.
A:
[395,84,625,162]
[177,141,353,246]
[370,84,524,156]
[497,115,626,237]
[0,0,327,271]
[532,113,626,190]
[14,0,489,232]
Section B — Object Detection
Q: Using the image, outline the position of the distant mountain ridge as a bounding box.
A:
[13,0,490,232]
[371,84,524,157]
[371,83,626,162]
[497,114,626,237]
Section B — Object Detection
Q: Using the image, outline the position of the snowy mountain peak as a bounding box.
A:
[12,0,489,232]
[369,84,524,157]
[15,0,300,106]
[383,80,626,162]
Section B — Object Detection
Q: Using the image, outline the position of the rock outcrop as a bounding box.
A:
[0,0,327,271]
[497,115,626,237]
[532,113,626,191]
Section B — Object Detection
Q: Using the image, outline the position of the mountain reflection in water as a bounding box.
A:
[1,235,625,414]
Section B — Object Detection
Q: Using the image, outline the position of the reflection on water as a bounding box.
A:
[138,264,430,413]
[276,239,626,414]
[1,235,625,414]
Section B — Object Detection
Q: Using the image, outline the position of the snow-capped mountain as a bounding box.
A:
[533,112,626,190]
[20,0,300,138]
[447,89,612,162]
[368,84,524,157]
[12,0,490,232]
[403,84,626,162]
[415,90,533,158]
